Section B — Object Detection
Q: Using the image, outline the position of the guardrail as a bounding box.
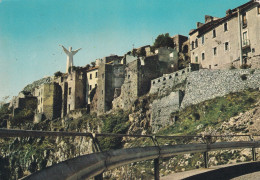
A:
[1,129,260,180]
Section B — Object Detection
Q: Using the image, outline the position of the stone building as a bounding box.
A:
[96,62,125,114]
[155,47,179,73]
[34,82,62,120]
[112,56,161,110]
[172,34,189,52]
[190,0,260,69]
[66,68,86,114]
[9,91,37,117]
[54,74,68,118]
[86,66,98,104]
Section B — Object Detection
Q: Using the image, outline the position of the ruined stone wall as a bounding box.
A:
[97,63,125,114]
[67,70,86,114]
[172,34,188,52]
[43,83,62,120]
[151,91,183,132]
[138,57,161,96]
[75,70,86,109]
[113,57,161,110]
[54,75,68,118]
[112,60,140,110]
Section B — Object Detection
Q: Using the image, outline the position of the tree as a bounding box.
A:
[91,62,96,67]
[153,33,174,49]
[54,71,63,77]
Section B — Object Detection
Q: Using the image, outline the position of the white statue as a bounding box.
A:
[60,45,81,73]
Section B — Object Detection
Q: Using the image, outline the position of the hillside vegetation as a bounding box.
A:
[1,89,260,179]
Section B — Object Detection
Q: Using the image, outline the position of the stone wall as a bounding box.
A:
[67,69,86,114]
[151,91,184,132]
[181,69,260,108]
[112,57,161,111]
[149,68,260,132]
[97,63,125,114]
[149,64,199,96]
[112,60,139,110]
[43,83,62,120]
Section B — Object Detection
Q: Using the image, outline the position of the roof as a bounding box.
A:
[86,66,99,72]
[189,0,257,37]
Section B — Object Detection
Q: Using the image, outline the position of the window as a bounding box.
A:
[102,74,104,79]
[213,47,217,55]
[69,87,71,95]
[224,23,228,31]
[90,73,92,79]
[201,35,205,45]
[202,53,205,60]
[195,39,198,48]
[209,65,211,69]
[191,41,194,50]
[95,72,98,78]
[258,6,260,14]
[195,56,198,63]
[243,31,247,40]
[242,13,247,28]
[242,31,248,46]
[95,84,97,88]
[89,85,92,90]
[225,42,229,51]
[213,29,216,38]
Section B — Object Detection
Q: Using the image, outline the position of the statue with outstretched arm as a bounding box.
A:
[60,45,82,73]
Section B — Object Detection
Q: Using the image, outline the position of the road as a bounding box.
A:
[161,161,260,180]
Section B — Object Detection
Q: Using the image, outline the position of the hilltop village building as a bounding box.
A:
[86,66,98,104]
[190,0,260,69]
[27,40,187,120]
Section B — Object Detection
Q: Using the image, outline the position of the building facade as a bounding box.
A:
[190,1,260,69]
[86,67,98,104]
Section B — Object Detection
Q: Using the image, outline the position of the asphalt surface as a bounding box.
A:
[161,161,260,180]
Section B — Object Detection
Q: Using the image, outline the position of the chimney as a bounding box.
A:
[196,22,204,28]
[205,15,213,23]
[226,9,232,16]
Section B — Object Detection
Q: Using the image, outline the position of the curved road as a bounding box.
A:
[162,161,260,180]
[231,172,260,180]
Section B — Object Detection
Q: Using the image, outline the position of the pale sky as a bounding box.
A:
[0,0,248,100]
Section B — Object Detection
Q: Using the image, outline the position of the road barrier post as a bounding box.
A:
[203,151,209,168]
[154,158,160,180]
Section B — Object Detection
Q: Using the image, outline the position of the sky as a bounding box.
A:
[0,0,248,100]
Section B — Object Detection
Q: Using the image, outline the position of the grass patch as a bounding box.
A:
[158,89,260,136]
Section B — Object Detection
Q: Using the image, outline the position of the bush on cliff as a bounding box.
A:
[99,110,130,151]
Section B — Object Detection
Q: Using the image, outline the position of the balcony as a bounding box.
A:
[242,39,250,49]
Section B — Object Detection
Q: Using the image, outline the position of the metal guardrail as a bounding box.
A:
[20,141,260,180]
[0,128,257,138]
[1,129,260,180]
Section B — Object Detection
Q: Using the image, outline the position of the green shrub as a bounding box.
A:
[99,110,130,151]
[54,71,62,77]
[240,74,247,81]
